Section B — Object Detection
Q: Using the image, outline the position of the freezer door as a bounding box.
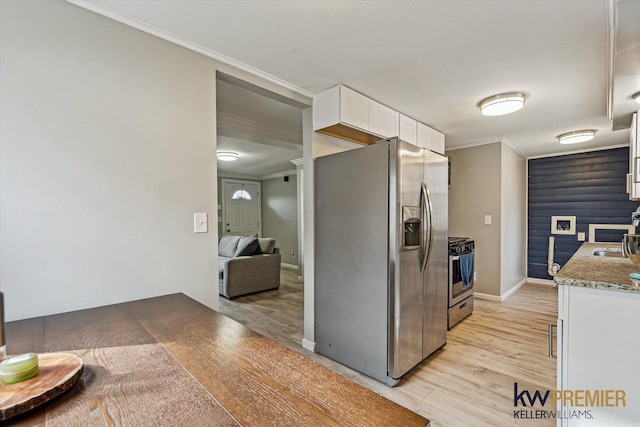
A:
[388,139,425,380]
[422,149,449,358]
[315,141,390,383]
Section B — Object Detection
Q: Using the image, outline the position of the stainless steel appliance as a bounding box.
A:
[448,237,474,329]
[315,137,448,386]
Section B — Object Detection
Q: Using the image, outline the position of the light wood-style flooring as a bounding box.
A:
[220,269,558,427]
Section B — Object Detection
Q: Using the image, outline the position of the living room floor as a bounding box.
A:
[219,268,557,427]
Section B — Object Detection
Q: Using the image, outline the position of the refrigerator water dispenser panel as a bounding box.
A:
[403,206,421,250]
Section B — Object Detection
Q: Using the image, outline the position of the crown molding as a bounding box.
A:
[66,0,315,100]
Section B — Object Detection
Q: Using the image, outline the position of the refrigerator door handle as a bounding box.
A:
[421,182,434,271]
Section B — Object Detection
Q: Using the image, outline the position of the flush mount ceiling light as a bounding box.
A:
[557,130,596,144]
[479,92,526,116]
[633,92,640,104]
[217,151,239,161]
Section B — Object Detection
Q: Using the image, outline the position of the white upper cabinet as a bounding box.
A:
[370,102,399,138]
[417,122,445,155]
[339,86,370,132]
[313,84,442,152]
[399,114,417,145]
[313,85,399,145]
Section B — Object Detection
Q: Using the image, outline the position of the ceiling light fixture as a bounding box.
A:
[557,130,596,144]
[633,92,640,104]
[217,151,239,161]
[479,92,526,116]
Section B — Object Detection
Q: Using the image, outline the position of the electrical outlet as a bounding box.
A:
[578,232,585,241]
[474,272,477,281]
[291,250,296,257]
[484,215,492,225]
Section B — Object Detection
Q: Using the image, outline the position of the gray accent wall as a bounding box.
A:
[447,142,526,298]
[261,176,298,266]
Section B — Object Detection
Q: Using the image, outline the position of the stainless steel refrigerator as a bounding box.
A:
[315,137,448,386]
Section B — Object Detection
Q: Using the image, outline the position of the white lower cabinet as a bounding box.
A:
[556,285,640,426]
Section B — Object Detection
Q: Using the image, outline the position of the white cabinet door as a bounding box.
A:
[399,114,417,145]
[417,122,445,154]
[339,86,371,132]
[370,101,399,138]
[313,84,444,148]
[559,286,640,427]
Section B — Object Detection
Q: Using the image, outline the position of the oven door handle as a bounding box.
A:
[420,182,434,272]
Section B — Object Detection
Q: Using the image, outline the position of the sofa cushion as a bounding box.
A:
[234,234,259,257]
[257,238,276,254]
[218,257,230,278]
[219,235,242,258]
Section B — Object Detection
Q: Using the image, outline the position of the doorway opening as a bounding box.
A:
[215,71,306,350]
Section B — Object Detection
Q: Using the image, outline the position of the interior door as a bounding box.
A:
[222,179,261,236]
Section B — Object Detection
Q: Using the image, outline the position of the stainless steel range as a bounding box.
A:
[448,237,474,329]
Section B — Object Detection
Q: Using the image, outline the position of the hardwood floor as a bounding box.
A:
[219,270,558,427]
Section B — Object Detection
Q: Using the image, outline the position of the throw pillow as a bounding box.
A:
[234,234,259,257]
[256,238,276,254]
[218,235,242,257]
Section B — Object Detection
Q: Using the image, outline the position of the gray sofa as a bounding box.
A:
[218,234,281,299]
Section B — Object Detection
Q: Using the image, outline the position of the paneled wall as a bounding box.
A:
[528,147,637,279]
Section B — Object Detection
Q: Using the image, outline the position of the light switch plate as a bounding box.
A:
[484,215,492,225]
[194,213,208,233]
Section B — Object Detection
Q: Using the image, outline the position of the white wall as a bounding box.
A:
[0,0,218,321]
[500,143,527,295]
[0,0,312,321]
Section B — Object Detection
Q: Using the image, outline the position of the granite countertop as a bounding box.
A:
[554,242,640,294]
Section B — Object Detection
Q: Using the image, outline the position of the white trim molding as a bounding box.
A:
[301,338,316,352]
[527,278,556,286]
[475,279,528,302]
[66,0,315,99]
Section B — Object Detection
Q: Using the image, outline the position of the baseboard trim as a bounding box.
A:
[302,338,316,352]
[475,278,528,302]
[527,277,556,286]
[474,292,501,302]
[501,278,527,301]
[281,263,298,270]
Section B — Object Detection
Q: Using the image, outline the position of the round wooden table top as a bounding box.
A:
[0,352,83,421]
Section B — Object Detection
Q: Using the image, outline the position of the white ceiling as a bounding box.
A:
[78,0,639,175]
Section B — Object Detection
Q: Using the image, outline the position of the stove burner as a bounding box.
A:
[448,236,469,244]
[448,237,474,255]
